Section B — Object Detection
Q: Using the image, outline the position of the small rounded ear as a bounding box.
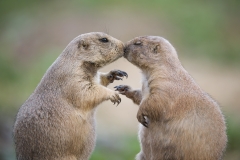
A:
[153,45,160,54]
[78,40,89,50]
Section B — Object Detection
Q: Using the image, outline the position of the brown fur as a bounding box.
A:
[13,32,126,160]
[116,36,227,160]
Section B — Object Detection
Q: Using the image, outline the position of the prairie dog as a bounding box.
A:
[13,32,127,160]
[115,36,227,160]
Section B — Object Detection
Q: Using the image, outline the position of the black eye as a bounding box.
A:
[134,41,142,45]
[99,38,109,43]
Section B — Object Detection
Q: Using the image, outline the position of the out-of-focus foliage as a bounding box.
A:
[91,136,140,160]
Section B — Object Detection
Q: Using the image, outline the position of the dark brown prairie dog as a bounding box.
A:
[115,36,227,160]
[13,32,127,160]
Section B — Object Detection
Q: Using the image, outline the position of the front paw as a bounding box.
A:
[114,85,131,95]
[109,92,121,106]
[107,70,128,83]
[137,109,149,128]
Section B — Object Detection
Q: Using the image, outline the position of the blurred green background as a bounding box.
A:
[0,0,240,159]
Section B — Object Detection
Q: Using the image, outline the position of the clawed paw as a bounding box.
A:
[137,111,149,128]
[114,85,131,95]
[109,92,121,106]
[107,70,128,83]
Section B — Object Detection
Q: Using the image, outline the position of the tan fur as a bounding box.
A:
[13,32,125,160]
[116,36,227,160]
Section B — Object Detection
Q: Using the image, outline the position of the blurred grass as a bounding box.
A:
[223,114,240,159]
[0,0,240,159]
[226,117,240,151]
[90,136,140,160]
[1,0,240,65]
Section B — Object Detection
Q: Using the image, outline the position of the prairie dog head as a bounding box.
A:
[61,32,124,69]
[124,36,179,70]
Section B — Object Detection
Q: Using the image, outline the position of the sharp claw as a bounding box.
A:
[142,115,149,128]
[113,70,128,79]
[124,72,128,78]
[121,73,128,79]
[143,123,148,128]
[114,86,120,91]
[115,77,120,80]
[117,71,121,74]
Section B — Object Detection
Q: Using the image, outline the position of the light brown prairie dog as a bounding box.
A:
[13,32,127,160]
[115,36,227,160]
